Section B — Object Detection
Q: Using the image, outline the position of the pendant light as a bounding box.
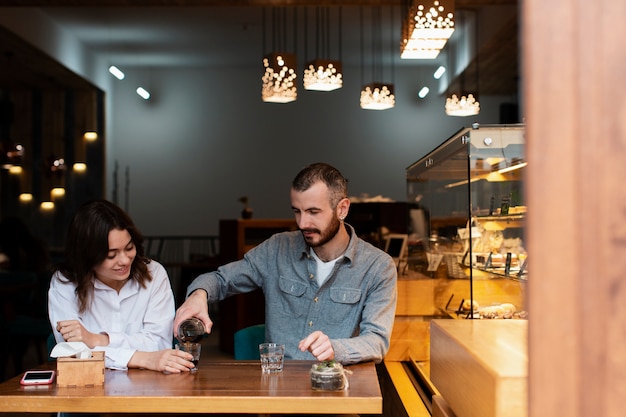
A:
[303,6,343,92]
[360,6,395,110]
[262,7,298,103]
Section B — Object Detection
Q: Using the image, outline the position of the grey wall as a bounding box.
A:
[0,8,518,238]
[109,64,513,236]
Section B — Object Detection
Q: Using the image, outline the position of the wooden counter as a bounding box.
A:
[0,360,381,414]
[430,320,528,417]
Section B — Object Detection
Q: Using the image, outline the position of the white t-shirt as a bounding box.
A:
[48,260,175,370]
[310,249,342,287]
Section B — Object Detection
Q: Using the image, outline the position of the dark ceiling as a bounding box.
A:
[0,0,519,95]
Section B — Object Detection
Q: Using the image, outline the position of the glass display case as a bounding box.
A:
[405,124,527,319]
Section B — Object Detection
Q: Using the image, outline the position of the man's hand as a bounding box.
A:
[173,289,213,340]
[298,330,334,362]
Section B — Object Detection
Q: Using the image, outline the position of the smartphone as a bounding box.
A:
[20,370,56,385]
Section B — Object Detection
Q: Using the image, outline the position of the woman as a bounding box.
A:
[48,199,194,373]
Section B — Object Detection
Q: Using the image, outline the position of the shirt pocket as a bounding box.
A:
[326,287,362,324]
[277,276,308,317]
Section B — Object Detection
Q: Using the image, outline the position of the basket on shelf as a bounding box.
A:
[444,253,469,279]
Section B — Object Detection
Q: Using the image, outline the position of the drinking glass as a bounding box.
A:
[258,343,285,373]
[176,342,201,372]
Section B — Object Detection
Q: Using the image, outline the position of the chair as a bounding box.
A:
[233,324,265,360]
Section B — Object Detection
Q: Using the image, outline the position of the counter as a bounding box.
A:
[430,319,528,417]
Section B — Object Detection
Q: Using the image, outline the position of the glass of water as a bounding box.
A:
[176,342,202,372]
[258,343,285,373]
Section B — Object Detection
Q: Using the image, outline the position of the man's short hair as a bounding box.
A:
[292,163,348,208]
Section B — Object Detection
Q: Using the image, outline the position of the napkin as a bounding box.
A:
[50,342,93,359]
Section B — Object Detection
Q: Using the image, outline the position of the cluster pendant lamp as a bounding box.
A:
[262,8,298,103]
[303,7,343,92]
[400,0,455,59]
[445,10,480,116]
[360,6,395,110]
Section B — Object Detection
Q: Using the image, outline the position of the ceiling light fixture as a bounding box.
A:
[262,7,298,103]
[360,6,395,110]
[445,10,480,116]
[109,65,125,80]
[418,86,430,98]
[433,65,446,79]
[401,0,455,60]
[136,87,151,100]
[303,7,343,92]
[445,93,480,116]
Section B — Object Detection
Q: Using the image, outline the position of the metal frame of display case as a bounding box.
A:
[406,123,526,319]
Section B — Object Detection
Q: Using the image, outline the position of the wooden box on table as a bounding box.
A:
[56,350,105,387]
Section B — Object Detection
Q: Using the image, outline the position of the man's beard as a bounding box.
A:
[301,215,342,248]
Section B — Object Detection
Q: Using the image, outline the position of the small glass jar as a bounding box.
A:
[310,361,346,391]
[177,318,205,343]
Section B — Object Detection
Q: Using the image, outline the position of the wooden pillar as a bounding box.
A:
[523,0,626,416]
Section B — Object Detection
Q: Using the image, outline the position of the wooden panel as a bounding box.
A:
[383,361,431,417]
[432,395,457,417]
[523,1,626,417]
[430,320,527,417]
[386,318,430,361]
[396,278,436,316]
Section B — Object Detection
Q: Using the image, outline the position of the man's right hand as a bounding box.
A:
[173,289,213,339]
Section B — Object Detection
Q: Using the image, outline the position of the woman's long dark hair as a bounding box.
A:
[59,199,151,313]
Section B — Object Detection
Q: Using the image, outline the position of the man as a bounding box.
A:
[174,163,397,364]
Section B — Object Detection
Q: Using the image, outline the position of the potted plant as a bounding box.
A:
[239,196,253,219]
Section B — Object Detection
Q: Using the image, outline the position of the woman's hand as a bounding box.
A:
[128,349,196,373]
[56,319,109,348]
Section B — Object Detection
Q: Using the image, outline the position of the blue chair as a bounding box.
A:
[233,324,265,360]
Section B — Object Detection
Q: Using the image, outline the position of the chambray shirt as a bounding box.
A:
[48,261,175,370]
[187,224,398,364]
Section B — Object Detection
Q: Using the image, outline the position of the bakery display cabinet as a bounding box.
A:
[379,124,528,417]
[405,123,527,318]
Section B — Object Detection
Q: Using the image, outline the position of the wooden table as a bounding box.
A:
[0,360,382,414]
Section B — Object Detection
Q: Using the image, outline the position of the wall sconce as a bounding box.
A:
[51,187,65,199]
[40,201,55,211]
[19,193,33,203]
[8,165,22,174]
[73,162,87,172]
